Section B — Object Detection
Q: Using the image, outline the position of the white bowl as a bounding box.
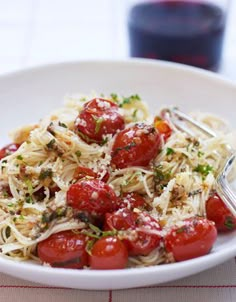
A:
[0,59,235,290]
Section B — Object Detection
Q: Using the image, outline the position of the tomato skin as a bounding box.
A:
[164,217,217,262]
[37,231,88,269]
[66,179,119,217]
[0,143,20,160]
[73,166,97,181]
[104,208,136,231]
[119,192,146,209]
[206,193,236,232]
[89,236,128,269]
[111,123,161,169]
[75,98,125,144]
[124,212,162,256]
[154,117,172,141]
[105,210,162,256]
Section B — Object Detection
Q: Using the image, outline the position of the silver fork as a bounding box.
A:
[161,107,236,217]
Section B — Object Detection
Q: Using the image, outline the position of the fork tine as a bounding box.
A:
[162,107,217,138]
[162,107,236,217]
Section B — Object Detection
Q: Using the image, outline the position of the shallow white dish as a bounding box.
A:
[0,59,235,290]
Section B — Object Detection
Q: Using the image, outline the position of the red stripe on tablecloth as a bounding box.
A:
[108,290,112,302]
[143,285,236,289]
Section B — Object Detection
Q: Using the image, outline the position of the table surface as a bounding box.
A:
[0,1,235,301]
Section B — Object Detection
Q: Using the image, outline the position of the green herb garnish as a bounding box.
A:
[166,147,175,156]
[197,151,204,158]
[46,139,56,149]
[119,94,141,107]
[39,169,53,180]
[16,155,23,160]
[224,216,235,230]
[92,115,104,134]
[75,150,82,158]
[193,164,213,177]
[58,121,67,128]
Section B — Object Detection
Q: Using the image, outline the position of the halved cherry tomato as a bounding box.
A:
[75,98,125,144]
[119,192,146,209]
[73,166,97,181]
[206,193,236,232]
[89,236,128,269]
[164,217,217,262]
[37,231,88,269]
[111,123,161,169]
[154,116,172,141]
[66,179,119,217]
[105,209,162,256]
[0,143,20,160]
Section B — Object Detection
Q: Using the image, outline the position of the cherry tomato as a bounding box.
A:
[66,179,119,217]
[154,116,172,141]
[75,98,125,144]
[124,212,162,256]
[164,217,217,262]
[111,123,161,169]
[37,231,88,269]
[206,193,236,232]
[73,166,97,181]
[105,209,162,256]
[89,236,128,269]
[119,192,146,209]
[104,208,136,231]
[0,143,20,160]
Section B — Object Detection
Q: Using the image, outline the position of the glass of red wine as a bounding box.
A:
[127,0,230,70]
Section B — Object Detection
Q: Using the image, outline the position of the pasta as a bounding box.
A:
[0,93,234,269]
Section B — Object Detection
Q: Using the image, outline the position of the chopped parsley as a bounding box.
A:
[19,214,25,221]
[110,93,119,103]
[197,151,204,158]
[75,150,82,158]
[224,216,235,230]
[119,94,141,107]
[166,147,175,156]
[153,165,171,183]
[16,155,23,160]
[39,169,53,180]
[58,121,67,128]
[113,142,137,156]
[193,164,213,177]
[92,115,104,134]
[25,179,33,195]
[46,139,56,149]
[132,109,138,120]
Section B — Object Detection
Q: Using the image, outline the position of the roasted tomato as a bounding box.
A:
[73,166,97,181]
[75,98,125,144]
[0,143,20,160]
[206,193,236,232]
[104,208,136,231]
[164,217,217,262]
[37,231,88,268]
[89,236,128,269]
[154,116,172,141]
[111,123,161,169]
[105,209,162,256]
[119,192,146,209]
[66,179,118,217]
[124,212,162,256]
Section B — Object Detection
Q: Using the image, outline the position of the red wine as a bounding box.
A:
[128,1,226,70]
